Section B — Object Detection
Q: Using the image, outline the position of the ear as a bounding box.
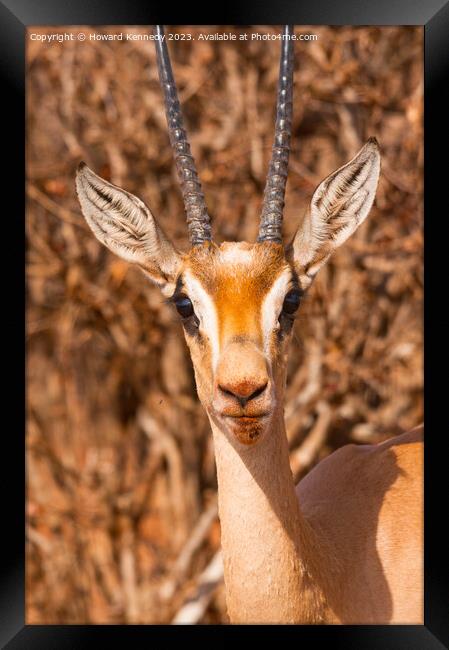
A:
[289,138,381,290]
[75,163,181,295]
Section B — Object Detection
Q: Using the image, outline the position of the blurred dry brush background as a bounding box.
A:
[26,25,423,624]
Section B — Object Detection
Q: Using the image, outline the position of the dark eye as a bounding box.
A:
[282,289,301,315]
[174,295,195,319]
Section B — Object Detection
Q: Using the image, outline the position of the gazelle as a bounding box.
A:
[75,25,423,624]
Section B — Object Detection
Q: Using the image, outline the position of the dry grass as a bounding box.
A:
[26,25,423,624]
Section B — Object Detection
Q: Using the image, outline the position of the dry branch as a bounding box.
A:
[160,497,218,603]
[171,551,224,624]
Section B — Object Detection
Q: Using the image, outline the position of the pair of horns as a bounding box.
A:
[153,25,294,246]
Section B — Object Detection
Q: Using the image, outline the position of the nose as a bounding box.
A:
[215,340,269,409]
[218,380,268,408]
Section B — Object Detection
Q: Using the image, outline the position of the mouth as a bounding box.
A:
[223,412,270,421]
[220,412,271,445]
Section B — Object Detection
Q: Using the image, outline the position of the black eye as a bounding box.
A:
[282,289,301,315]
[174,295,195,319]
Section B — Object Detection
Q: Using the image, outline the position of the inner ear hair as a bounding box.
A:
[75,162,180,290]
[291,138,381,289]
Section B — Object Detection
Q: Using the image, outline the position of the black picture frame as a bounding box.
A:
[4,0,448,647]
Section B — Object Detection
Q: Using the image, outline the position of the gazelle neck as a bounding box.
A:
[208,407,329,623]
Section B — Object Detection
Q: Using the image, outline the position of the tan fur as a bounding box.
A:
[210,414,319,623]
[178,243,423,623]
[76,140,422,624]
[297,425,423,623]
[182,241,288,347]
[179,242,292,447]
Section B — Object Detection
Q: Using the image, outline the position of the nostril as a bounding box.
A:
[219,385,238,400]
[248,382,268,401]
[218,381,268,407]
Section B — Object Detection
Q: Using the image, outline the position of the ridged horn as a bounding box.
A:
[153,25,212,246]
[258,25,295,244]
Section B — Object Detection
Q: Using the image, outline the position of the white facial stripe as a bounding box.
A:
[183,270,220,371]
[261,269,293,355]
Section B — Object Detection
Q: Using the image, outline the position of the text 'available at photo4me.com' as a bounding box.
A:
[29,29,320,43]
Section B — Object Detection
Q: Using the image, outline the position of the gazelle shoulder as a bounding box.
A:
[296,425,423,519]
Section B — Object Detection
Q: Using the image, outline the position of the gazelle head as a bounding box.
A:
[76,26,380,446]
